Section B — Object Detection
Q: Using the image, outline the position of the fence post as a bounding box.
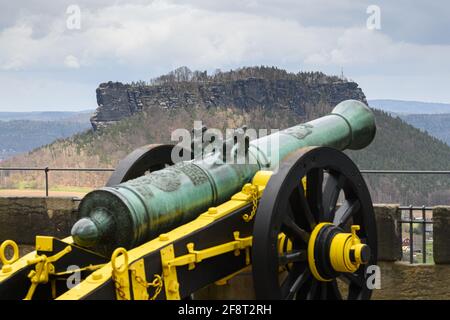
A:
[409,205,414,263]
[422,205,426,263]
[44,167,49,197]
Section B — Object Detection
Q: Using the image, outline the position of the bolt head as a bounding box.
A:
[159,234,170,241]
[208,207,218,215]
[92,273,103,281]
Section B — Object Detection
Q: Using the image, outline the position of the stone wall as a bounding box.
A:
[366,205,450,299]
[0,197,79,245]
[433,206,450,264]
[371,262,450,300]
[0,199,449,299]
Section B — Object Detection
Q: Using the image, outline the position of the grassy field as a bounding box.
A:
[0,186,92,198]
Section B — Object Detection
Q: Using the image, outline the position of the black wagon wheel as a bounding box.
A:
[106,144,192,186]
[252,146,377,300]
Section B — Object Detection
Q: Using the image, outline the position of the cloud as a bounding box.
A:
[0,0,450,109]
[1,1,449,73]
[64,55,80,69]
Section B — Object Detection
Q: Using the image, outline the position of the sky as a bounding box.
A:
[0,0,449,111]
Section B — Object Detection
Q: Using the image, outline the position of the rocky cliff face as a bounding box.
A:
[91,71,366,130]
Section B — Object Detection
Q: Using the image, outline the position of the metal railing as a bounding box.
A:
[398,205,434,264]
[360,170,450,175]
[0,167,115,196]
[361,170,450,174]
[0,167,449,196]
[361,171,445,264]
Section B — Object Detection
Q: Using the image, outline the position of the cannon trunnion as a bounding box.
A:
[0,100,377,300]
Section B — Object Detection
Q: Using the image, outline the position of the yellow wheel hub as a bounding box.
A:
[308,223,370,282]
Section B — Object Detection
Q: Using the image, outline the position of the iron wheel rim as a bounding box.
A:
[252,146,377,300]
[106,144,191,186]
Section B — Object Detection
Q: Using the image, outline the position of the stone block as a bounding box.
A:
[373,204,401,261]
[433,206,450,264]
[0,197,79,245]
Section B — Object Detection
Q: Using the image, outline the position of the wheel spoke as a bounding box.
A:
[329,280,343,300]
[335,199,360,227]
[340,272,365,288]
[306,279,318,300]
[283,269,311,300]
[320,282,328,299]
[279,250,307,265]
[322,173,346,221]
[289,183,316,230]
[306,168,324,221]
[282,215,310,243]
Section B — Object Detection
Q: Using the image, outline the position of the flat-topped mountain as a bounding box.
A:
[91,67,365,130]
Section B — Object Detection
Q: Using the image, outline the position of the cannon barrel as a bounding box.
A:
[71,100,376,255]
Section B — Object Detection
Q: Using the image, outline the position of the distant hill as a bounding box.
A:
[369,99,450,114]
[0,111,93,122]
[3,67,450,205]
[346,110,450,204]
[368,100,450,146]
[397,113,450,146]
[0,111,92,160]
